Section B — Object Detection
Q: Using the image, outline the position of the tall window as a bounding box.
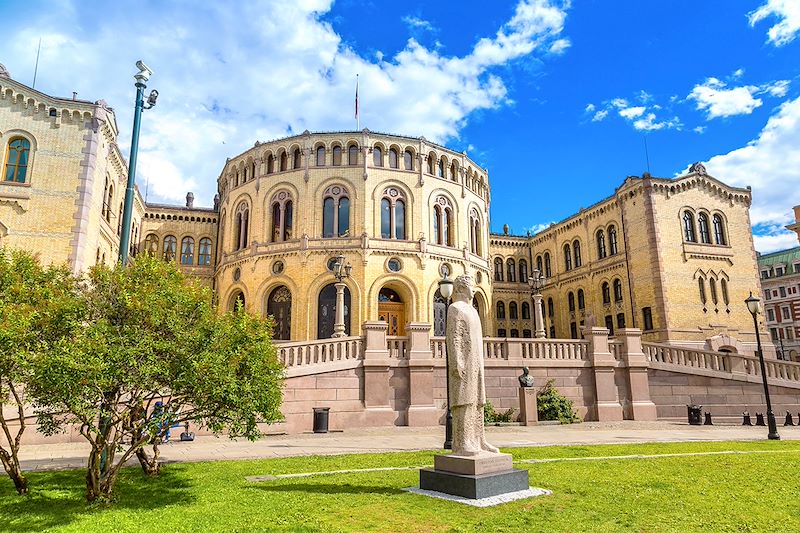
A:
[548,298,554,318]
[162,235,177,262]
[564,244,572,271]
[279,151,287,171]
[380,187,406,239]
[522,302,531,320]
[322,185,350,238]
[506,258,516,282]
[509,302,518,320]
[117,202,123,235]
[4,138,30,183]
[713,214,727,245]
[234,201,249,250]
[617,313,626,329]
[642,307,653,331]
[198,237,212,266]
[709,278,718,305]
[536,255,543,274]
[373,146,383,167]
[433,196,453,246]
[105,183,114,223]
[577,289,585,310]
[602,282,611,304]
[544,252,551,277]
[292,148,302,169]
[450,162,457,181]
[437,158,444,178]
[270,191,294,242]
[605,315,614,335]
[316,146,325,166]
[496,301,506,320]
[332,146,342,166]
[469,208,481,255]
[698,278,707,304]
[698,213,711,244]
[404,150,414,170]
[266,286,292,341]
[683,211,696,242]
[144,233,159,255]
[519,259,528,283]
[389,148,398,168]
[609,225,618,255]
[267,154,275,174]
[348,144,358,165]
[427,154,435,174]
[180,236,195,265]
[596,230,607,259]
[573,240,582,268]
[568,292,575,313]
[613,279,623,302]
[494,257,504,282]
[721,278,729,306]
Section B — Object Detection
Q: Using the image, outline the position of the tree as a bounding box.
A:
[0,249,81,495]
[28,255,284,502]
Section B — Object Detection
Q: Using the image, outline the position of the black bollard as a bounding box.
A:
[755,413,766,426]
[742,412,752,426]
[703,412,713,425]
[687,404,703,425]
[785,412,795,427]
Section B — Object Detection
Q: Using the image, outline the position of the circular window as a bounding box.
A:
[387,258,402,272]
[475,271,482,284]
[272,260,284,275]
[327,257,339,271]
[233,267,241,281]
[439,263,451,278]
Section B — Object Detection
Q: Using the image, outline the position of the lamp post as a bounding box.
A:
[118,60,159,265]
[745,292,780,440]
[528,268,547,338]
[331,254,352,338]
[438,273,454,450]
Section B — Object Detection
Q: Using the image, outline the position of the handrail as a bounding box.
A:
[278,336,363,369]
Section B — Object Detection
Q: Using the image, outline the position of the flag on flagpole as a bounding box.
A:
[355,74,359,128]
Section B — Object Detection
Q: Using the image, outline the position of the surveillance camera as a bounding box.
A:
[134,60,153,82]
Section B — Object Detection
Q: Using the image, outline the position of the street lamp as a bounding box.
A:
[331,254,352,338]
[745,292,780,440]
[528,268,547,338]
[438,273,454,450]
[118,60,159,265]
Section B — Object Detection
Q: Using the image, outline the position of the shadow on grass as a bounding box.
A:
[250,482,405,496]
[0,466,196,532]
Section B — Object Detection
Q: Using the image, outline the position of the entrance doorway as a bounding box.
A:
[378,287,405,336]
[318,283,351,338]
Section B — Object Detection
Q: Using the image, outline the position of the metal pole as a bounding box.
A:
[444,296,452,450]
[118,81,146,265]
[752,312,780,440]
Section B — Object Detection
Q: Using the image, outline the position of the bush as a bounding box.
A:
[537,380,581,424]
[483,401,515,424]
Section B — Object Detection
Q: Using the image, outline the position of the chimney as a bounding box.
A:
[186,192,194,208]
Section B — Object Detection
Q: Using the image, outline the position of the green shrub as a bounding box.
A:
[483,401,516,424]
[537,380,581,423]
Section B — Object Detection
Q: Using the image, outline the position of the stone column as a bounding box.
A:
[619,328,657,420]
[533,293,546,338]
[405,322,439,426]
[332,282,346,338]
[585,326,623,421]
[362,321,394,425]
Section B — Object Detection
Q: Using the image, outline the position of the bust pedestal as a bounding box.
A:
[519,387,538,426]
[419,452,529,499]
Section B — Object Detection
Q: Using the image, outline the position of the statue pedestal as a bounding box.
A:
[519,388,538,426]
[419,452,529,499]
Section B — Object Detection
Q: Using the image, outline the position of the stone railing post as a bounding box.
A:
[405,322,439,426]
[728,352,747,376]
[362,321,393,423]
[619,328,657,421]
[585,326,623,421]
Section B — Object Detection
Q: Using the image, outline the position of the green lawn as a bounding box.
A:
[2,440,799,532]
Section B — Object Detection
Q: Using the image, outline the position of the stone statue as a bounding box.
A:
[446,275,499,456]
[518,367,534,388]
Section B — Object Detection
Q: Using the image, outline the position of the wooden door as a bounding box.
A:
[378,302,405,336]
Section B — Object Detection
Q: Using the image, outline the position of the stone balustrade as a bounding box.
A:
[278,336,363,377]
[386,336,409,359]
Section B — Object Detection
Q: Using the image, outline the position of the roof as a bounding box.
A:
[758,246,800,266]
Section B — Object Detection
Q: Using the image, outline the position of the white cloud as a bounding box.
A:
[589,94,680,131]
[591,109,608,122]
[548,38,571,54]
[733,68,745,79]
[584,103,595,112]
[0,0,571,206]
[402,16,435,32]
[766,79,790,97]
[632,113,681,131]
[688,78,762,119]
[753,228,799,254]
[693,126,706,134]
[527,221,554,235]
[619,106,645,119]
[749,0,800,47]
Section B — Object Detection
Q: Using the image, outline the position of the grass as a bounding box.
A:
[2,440,799,532]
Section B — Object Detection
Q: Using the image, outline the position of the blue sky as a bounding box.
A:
[1,0,799,252]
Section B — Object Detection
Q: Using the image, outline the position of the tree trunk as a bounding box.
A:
[0,453,28,495]
[135,442,161,476]
[85,446,121,503]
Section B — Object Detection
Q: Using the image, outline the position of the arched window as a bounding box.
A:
[506,258,516,283]
[710,278,718,305]
[450,162,457,181]
[544,252,552,277]
[322,185,350,238]
[597,230,607,259]
[404,149,414,170]
[427,154,435,174]
[519,259,528,283]
[469,208,481,255]
[373,146,383,167]
[433,290,447,335]
[602,282,611,304]
[548,298,554,318]
[713,215,727,245]
[234,202,250,250]
[389,148,398,169]
[721,278,729,306]
[292,148,302,169]
[117,202,123,235]
[496,301,506,320]
[318,283,351,338]
[494,257,504,282]
[180,236,194,265]
[698,213,710,244]
[267,154,275,174]
[568,292,575,313]
[683,211,696,242]
[279,151,287,171]
[698,278,707,304]
[332,146,342,166]
[609,225,618,255]
[536,255,543,274]
[105,184,114,223]
[577,289,585,310]
[509,302,518,319]
[521,302,531,320]
[433,196,453,246]
[613,279,623,302]
[316,146,325,166]
[230,291,245,313]
[348,144,358,165]
[564,244,572,271]
[266,286,292,340]
[4,137,31,183]
[198,237,212,266]
[380,187,406,239]
[437,158,445,178]
[102,178,109,218]
[144,233,159,255]
[162,235,177,262]
[270,191,293,242]
[573,240,582,268]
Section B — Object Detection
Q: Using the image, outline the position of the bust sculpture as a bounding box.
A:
[446,275,499,456]
[518,367,534,388]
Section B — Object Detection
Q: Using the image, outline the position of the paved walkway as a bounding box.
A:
[18,421,800,471]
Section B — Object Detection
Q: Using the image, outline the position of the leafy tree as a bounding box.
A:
[0,249,82,495]
[28,255,284,502]
[537,379,581,424]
